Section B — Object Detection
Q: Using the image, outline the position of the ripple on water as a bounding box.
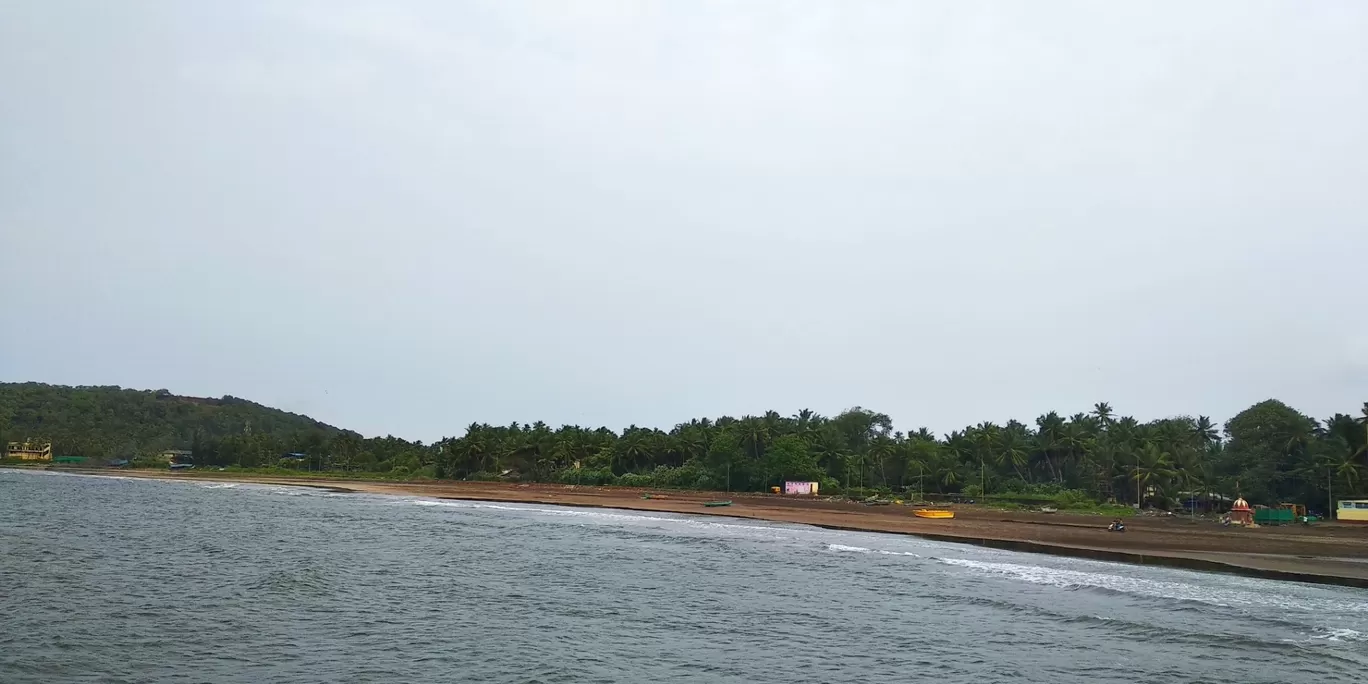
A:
[2,468,1367,684]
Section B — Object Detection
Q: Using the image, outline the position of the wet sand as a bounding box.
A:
[41,468,1368,587]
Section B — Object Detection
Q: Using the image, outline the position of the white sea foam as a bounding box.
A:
[402,497,804,537]
[199,483,239,489]
[1311,627,1368,642]
[825,543,921,558]
[2,469,140,482]
[878,549,922,557]
[828,544,872,553]
[937,557,1368,615]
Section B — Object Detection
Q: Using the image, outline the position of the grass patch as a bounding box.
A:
[981,489,1137,516]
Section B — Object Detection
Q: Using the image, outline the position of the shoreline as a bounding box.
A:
[14,466,1368,588]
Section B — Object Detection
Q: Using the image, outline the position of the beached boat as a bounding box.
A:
[913,509,954,519]
[703,500,732,507]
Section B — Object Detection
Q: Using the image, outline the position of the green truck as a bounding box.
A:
[1253,507,1295,525]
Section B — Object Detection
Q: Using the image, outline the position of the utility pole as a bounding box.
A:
[1328,467,1333,520]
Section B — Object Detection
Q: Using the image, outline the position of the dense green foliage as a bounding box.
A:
[4,383,1365,510]
[435,401,1368,511]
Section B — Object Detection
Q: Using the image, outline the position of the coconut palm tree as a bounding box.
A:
[1092,402,1115,429]
[1034,412,1066,483]
[1358,402,1368,452]
[736,416,770,461]
[1134,443,1176,505]
[997,425,1031,482]
[793,409,823,442]
[970,422,1001,492]
[868,434,897,489]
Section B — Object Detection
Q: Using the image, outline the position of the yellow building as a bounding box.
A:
[5,440,53,461]
[1336,499,1368,523]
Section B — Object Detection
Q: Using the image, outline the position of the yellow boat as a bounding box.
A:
[913,509,955,519]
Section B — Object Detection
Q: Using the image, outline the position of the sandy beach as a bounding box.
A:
[38,468,1368,588]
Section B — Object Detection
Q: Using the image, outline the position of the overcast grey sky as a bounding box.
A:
[1,1,1364,441]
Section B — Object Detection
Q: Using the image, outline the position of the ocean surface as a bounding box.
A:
[2,470,1366,683]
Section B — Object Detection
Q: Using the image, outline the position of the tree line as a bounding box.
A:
[3,383,1365,509]
[424,400,1368,510]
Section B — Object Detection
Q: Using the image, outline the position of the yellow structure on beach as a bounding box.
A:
[1336,500,1368,523]
[5,440,53,461]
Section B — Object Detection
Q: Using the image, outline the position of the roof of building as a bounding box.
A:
[161,449,193,455]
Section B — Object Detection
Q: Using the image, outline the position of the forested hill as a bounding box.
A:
[0,382,349,459]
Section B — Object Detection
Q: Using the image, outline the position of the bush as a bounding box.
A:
[553,468,615,486]
[587,466,714,490]
[995,481,1067,497]
[650,465,706,489]
[962,484,983,499]
[998,478,1031,494]
[615,472,655,488]
[844,486,892,500]
[1057,489,1094,508]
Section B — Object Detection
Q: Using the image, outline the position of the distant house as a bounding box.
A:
[159,449,193,464]
[6,440,52,461]
[1179,491,1232,513]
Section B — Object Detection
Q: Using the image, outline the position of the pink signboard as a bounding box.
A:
[785,481,815,495]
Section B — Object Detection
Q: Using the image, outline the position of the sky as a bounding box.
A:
[1,1,1365,442]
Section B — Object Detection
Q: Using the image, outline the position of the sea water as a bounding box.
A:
[2,469,1365,683]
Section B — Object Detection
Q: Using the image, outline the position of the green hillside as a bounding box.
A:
[4,381,1365,511]
[0,382,348,460]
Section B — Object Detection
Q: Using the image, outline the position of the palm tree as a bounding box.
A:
[793,409,823,442]
[619,428,653,474]
[1060,418,1094,485]
[868,435,897,489]
[1184,457,1218,514]
[1092,402,1114,429]
[997,427,1031,482]
[906,437,939,497]
[1358,402,1368,451]
[1194,415,1219,445]
[1034,412,1066,483]
[808,427,850,482]
[968,422,1000,493]
[736,416,770,461]
[676,426,709,466]
[1323,435,1363,493]
[1134,443,1175,506]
